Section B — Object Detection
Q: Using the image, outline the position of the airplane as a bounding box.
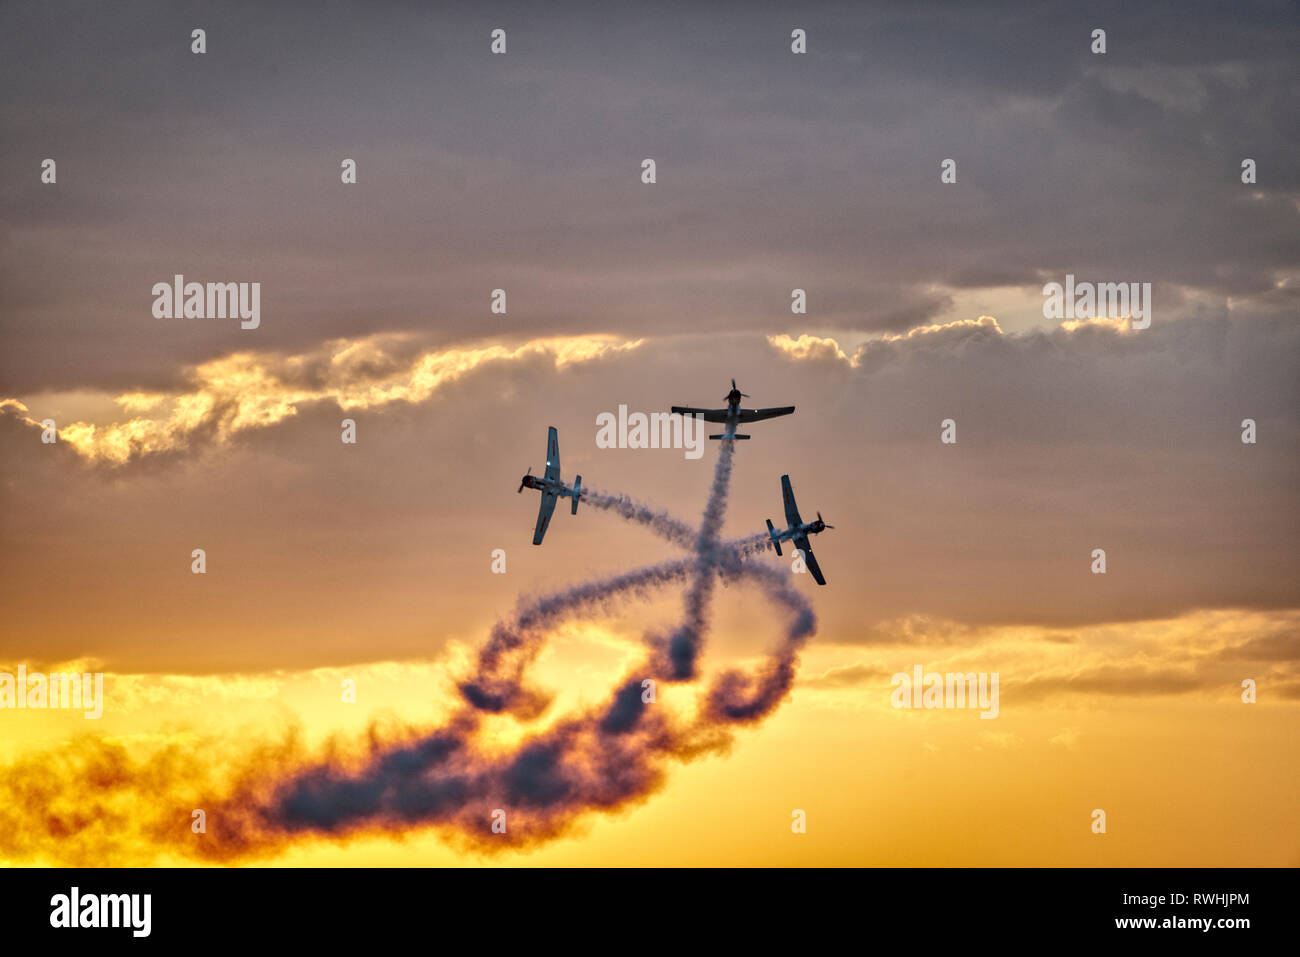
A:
[765,474,833,585]
[670,378,794,440]
[518,426,582,545]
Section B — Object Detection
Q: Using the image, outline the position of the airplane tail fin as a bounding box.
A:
[709,433,750,440]
[766,518,782,556]
[571,476,581,514]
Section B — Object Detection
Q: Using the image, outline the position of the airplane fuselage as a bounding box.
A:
[520,426,583,545]
[767,473,830,584]
[719,391,743,432]
[521,474,575,498]
[669,380,794,441]
[771,519,828,543]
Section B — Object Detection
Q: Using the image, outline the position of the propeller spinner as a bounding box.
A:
[727,378,751,400]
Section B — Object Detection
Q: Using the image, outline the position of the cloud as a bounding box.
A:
[1016,665,1214,701]
[1275,682,1300,701]
[2,2,1296,394]
[770,317,1008,370]
[1059,316,1131,333]
[804,609,1300,708]
[3,333,644,465]
[1049,727,1081,749]
[1008,613,1300,704]
[767,334,853,366]
[1217,631,1300,662]
[799,662,890,689]
[879,315,1006,343]
[976,730,1021,750]
[3,312,1297,673]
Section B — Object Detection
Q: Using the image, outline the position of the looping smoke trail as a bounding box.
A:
[703,562,815,723]
[0,439,815,864]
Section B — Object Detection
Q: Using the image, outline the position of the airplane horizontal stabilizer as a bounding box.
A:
[766,518,782,556]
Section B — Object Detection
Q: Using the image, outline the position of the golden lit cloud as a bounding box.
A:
[765,333,854,364]
[798,608,1300,709]
[879,314,1004,341]
[1060,315,1131,333]
[769,316,1006,368]
[3,333,644,466]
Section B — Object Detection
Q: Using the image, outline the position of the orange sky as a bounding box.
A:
[1,320,1297,866]
[1,0,1296,867]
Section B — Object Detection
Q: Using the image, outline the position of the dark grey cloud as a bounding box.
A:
[1,0,1296,392]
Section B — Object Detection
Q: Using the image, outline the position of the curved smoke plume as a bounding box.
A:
[0,439,815,864]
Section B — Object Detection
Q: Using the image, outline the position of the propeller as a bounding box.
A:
[817,510,835,529]
[727,378,750,400]
[518,466,531,493]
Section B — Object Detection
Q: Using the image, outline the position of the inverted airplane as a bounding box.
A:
[670,378,794,440]
[765,474,833,585]
[519,426,582,545]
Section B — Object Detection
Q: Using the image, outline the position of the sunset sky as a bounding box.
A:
[1,0,1296,866]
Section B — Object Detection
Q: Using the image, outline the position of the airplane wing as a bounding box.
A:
[671,407,730,423]
[794,536,826,585]
[532,492,558,545]
[544,426,561,481]
[781,474,803,527]
[737,406,795,423]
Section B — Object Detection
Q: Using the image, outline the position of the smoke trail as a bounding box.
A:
[580,477,812,725]
[654,438,736,680]
[581,484,770,560]
[195,557,811,858]
[460,555,700,715]
[576,474,795,724]
[703,561,815,723]
[256,436,803,852]
[0,439,814,864]
[459,521,771,718]
[579,488,698,550]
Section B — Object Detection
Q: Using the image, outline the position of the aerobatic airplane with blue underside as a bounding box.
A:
[518,426,582,545]
[670,378,794,440]
[766,474,833,585]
